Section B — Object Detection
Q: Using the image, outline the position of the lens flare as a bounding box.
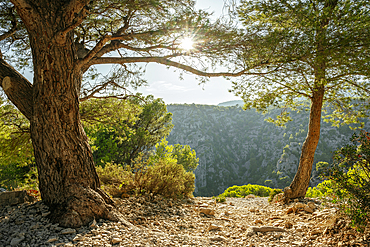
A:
[179,37,194,50]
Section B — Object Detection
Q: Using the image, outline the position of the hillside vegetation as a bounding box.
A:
[166,104,369,196]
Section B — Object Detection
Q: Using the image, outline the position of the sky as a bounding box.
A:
[135,0,242,105]
[20,1,242,106]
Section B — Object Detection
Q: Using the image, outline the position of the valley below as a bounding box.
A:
[166,103,369,196]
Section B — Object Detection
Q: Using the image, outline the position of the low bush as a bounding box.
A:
[96,162,134,198]
[305,180,334,198]
[218,184,272,198]
[0,161,37,190]
[213,195,226,203]
[96,156,195,199]
[268,188,282,202]
[142,158,195,198]
[321,131,370,231]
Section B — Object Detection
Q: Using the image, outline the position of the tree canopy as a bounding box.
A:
[232,0,370,199]
[86,95,173,167]
[234,0,370,125]
[151,139,199,173]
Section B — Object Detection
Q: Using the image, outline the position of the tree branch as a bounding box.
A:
[0,7,18,42]
[63,0,90,22]
[10,0,39,31]
[0,57,33,120]
[95,43,176,59]
[345,80,370,94]
[76,35,111,70]
[87,56,269,77]
[54,0,90,45]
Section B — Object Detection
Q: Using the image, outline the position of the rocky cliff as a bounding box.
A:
[166,104,369,196]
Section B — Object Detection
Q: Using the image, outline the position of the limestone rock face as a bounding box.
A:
[166,104,370,196]
[276,142,301,175]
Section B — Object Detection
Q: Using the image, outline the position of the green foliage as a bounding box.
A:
[264,179,274,188]
[85,96,173,167]
[277,176,290,188]
[0,95,173,189]
[234,0,370,126]
[305,180,334,198]
[321,131,370,231]
[151,139,199,172]
[268,188,282,203]
[96,157,195,199]
[218,184,272,198]
[0,97,34,189]
[316,161,329,173]
[213,195,226,203]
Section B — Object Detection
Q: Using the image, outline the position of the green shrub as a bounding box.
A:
[321,131,370,231]
[213,195,226,203]
[306,180,334,198]
[218,184,272,198]
[306,187,323,198]
[96,162,134,198]
[96,156,195,199]
[142,158,195,198]
[150,139,199,172]
[0,160,39,193]
[264,179,274,187]
[268,188,282,202]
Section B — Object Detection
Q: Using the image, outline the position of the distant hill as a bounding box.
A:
[217,100,244,107]
[166,104,368,196]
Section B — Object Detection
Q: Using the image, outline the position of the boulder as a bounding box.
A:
[199,208,215,216]
[0,190,36,207]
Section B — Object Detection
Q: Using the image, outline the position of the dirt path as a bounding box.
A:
[1,195,369,246]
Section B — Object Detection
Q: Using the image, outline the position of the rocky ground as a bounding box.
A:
[0,194,369,247]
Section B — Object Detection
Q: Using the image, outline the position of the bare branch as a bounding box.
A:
[80,81,111,102]
[0,57,33,120]
[54,7,89,45]
[81,94,133,102]
[345,79,370,94]
[76,35,111,70]
[88,56,272,78]
[10,0,39,31]
[96,43,176,58]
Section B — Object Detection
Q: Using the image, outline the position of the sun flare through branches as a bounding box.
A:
[178,37,195,51]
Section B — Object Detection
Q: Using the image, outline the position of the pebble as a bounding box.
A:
[208,223,222,231]
[199,208,215,216]
[304,205,314,213]
[61,228,76,235]
[10,236,24,246]
[0,194,369,247]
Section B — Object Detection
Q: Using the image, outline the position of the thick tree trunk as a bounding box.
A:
[6,0,128,228]
[283,87,325,200]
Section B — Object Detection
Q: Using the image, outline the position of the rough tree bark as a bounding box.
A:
[4,0,128,227]
[0,59,33,120]
[283,0,335,201]
[283,86,324,200]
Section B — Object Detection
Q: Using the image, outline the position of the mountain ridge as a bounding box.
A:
[166,103,368,196]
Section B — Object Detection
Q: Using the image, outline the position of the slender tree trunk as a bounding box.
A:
[283,98,326,201]
[283,86,324,200]
[282,0,336,201]
[7,1,128,228]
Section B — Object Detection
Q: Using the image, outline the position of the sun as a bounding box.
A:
[179,37,195,51]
